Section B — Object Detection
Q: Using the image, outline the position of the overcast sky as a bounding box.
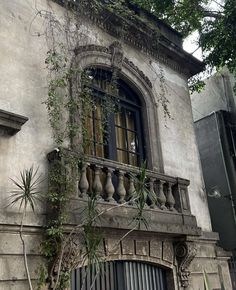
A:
[183,32,202,61]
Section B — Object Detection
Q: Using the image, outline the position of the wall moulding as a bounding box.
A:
[0,109,28,136]
[62,0,204,77]
[74,43,153,89]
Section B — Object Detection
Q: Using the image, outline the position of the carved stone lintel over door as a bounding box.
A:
[175,241,197,288]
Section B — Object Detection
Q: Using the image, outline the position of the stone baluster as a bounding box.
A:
[157,180,167,210]
[149,177,156,209]
[117,170,126,204]
[92,166,103,200]
[104,168,115,202]
[166,182,175,211]
[127,174,136,205]
[78,164,89,198]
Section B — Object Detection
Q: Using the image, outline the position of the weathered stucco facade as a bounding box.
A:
[0,1,232,289]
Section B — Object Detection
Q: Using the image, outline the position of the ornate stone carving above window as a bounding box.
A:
[62,0,204,77]
[0,109,28,136]
[74,43,153,89]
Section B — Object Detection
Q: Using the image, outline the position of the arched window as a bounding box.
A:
[83,68,145,167]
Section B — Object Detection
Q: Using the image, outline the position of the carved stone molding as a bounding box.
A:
[55,0,204,76]
[109,41,124,70]
[0,109,28,136]
[74,44,110,55]
[77,3,203,77]
[175,241,197,288]
[74,43,153,89]
[123,57,152,88]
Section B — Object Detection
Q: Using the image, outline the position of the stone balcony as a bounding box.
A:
[48,150,201,236]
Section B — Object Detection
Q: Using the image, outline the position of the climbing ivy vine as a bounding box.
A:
[32,1,169,289]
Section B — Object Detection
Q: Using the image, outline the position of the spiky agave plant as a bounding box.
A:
[9,166,43,290]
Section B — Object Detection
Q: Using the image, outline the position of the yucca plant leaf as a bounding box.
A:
[8,166,43,212]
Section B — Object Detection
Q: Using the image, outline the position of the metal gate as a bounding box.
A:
[71,261,167,290]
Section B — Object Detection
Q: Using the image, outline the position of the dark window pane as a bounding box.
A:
[95,143,104,158]
[84,116,94,155]
[115,111,126,128]
[129,153,138,166]
[117,149,129,164]
[126,110,136,131]
[115,127,127,151]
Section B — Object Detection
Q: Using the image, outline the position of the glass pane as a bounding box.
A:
[84,116,94,155]
[93,78,99,88]
[94,102,102,120]
[126,110,136,131]
[127,131,138,153]
[117,149,129,164]
[94,106,105,158]
[95,119,103,144]
[115,111,126,128]
[115,127,127,150]
[129,153,138,166]
[95,143,104,158]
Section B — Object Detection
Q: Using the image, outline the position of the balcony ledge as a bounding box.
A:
[68,198,201,237]
[48,149,201,237]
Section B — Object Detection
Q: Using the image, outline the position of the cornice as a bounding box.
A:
[78,3,204,77]
[54,0,204,76]
[0,109,28,136]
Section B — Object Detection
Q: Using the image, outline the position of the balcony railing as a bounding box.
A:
[48,150,200,235]
[77,156,191,215]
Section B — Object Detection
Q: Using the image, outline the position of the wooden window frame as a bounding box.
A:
[84,68,145,167]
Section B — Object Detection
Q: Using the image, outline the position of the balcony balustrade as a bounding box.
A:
[47,150,201,236]
[77,156,191,215]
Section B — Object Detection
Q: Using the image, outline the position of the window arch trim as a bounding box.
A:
[71,44,164,172]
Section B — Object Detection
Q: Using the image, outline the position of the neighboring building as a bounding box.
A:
[0,1,232,289]
[192,68,236,289]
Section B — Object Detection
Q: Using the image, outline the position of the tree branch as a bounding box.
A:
[202,9,223,18]
[20,209,33,290]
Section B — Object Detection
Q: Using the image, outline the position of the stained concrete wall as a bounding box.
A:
[191,68,236,122]
[0,0,218,288]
